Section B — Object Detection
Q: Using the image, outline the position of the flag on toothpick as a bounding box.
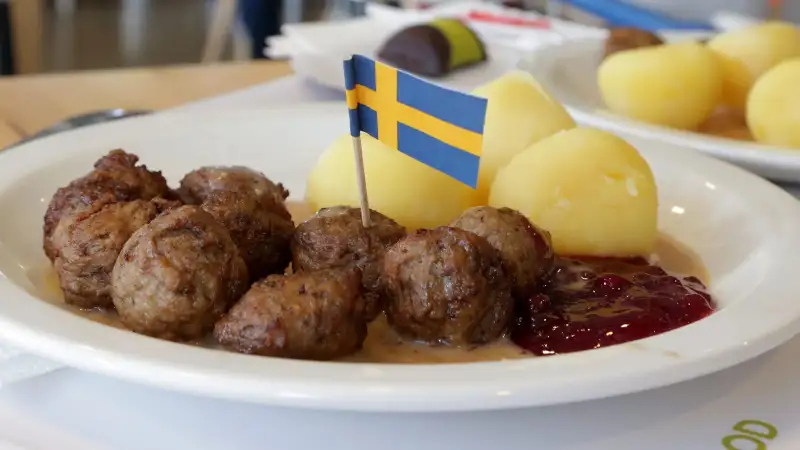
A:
[343,54,489,189]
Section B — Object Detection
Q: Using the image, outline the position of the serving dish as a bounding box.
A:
[519,37,800,183]
[1,104,800,412]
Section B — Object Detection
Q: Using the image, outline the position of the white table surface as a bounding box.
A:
[1,74,798,450]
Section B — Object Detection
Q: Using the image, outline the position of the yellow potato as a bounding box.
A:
[306,134,478,230]
[489,127,658,257]
[708,21,800,111]
[747,58,800,148]
[597,42,723,130]
[471,71,576,203]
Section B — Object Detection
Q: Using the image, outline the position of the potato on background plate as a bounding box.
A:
[597,42,723,131]
[708,21,800,112]
[747,58,800,149]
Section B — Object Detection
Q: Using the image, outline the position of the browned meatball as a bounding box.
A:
[178,166,290,217]
[603,27,664,58]
[201,190,294,282]
[291,207,406,321]
[43,149,170,261]
[382,227,513,346]
[111,205,248,341]
[214,266,368,360]
[451,206,554,299]
[51,198,179,309]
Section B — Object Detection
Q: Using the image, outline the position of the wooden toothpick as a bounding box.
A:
[351,135,371,228]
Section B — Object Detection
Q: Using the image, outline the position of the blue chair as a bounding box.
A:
[239,0,284,59]
[554,0,713,31]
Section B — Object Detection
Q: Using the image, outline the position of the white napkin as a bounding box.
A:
[264,35,297,59]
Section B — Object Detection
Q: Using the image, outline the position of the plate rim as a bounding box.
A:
[0,103,799,411]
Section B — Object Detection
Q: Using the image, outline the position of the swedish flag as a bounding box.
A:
[343,54,488,188]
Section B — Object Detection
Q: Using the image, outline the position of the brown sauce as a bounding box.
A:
[30,202,708,364]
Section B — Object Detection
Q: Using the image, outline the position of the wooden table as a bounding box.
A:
[8,0,43,75]
[0,60,293,146]
[0,120,21,148]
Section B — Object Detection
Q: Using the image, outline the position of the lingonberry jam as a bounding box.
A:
[512,256,714,356]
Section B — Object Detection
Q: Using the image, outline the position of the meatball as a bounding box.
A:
[51,198,179,309]
[178,166,290,217]
[214,266,368,360]
[111,205,248,341]
[603,27,664,58]
[291,207,406,321]
[451,206,554,299]
[382,227,513,346]
[43,149,170,261]
[201,190,294,282]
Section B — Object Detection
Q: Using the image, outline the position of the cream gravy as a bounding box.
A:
[32,202,708,364]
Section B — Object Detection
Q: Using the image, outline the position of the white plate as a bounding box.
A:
[1,103,800,412]
[286,18,524,93]
[519,38,800,183]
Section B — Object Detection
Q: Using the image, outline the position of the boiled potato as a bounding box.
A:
[306,134,478,229]
[471,71,576,203]
[708,21,800,111]
[747,58,800,148]
[489,127,657,257]
[598,42,723,130]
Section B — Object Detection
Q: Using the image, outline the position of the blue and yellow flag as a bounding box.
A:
[343,54,488,188]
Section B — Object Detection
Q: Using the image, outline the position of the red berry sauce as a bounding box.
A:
[512,256,715,356]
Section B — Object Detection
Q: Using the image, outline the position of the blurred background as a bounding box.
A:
[0,0,796,149]
[0,0,797,76]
